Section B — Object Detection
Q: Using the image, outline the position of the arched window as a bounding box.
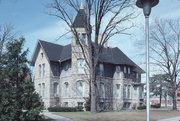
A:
[64,82,69,98]
[123,85,127,99]
[38,83,41,96]
[42,83,45,97]
[76,80,84,97]
[115,84,121,98]
[127,85,131,99]
[100,83,105,98]
[53,82,59,96]
[42,64,45,77]
[77,58,85,74]
[39,65,41,77]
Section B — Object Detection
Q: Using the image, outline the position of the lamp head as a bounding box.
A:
[136,0,159,17]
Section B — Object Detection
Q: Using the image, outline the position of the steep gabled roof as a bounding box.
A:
[31,40,144,73]
[30,40,71,66]
[72,8,86,28]
[59,44,71,62]
[99,47,136,66]
[39,40,64,62]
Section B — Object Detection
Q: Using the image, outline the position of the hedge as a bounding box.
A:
[151,104,160,108]
[48,106,83,112]
[137,105,146,110]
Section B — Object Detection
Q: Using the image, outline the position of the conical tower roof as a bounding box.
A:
[72,7,86,28]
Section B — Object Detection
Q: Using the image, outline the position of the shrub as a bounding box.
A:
[137,105,146,110]
[48,106,84,112]
[75,106,83,111]
[151,103,160,108]
[84,98,90,111]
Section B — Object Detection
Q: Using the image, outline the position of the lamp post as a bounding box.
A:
[136,0,159,121]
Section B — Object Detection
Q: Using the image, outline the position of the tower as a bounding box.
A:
[71,4,88,76]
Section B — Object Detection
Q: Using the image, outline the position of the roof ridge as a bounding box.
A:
[39,40,64,47]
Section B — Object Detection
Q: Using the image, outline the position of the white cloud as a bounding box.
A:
[24,20,71,59]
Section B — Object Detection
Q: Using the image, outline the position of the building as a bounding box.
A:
[30,6,144,110]
[150,87,180,106]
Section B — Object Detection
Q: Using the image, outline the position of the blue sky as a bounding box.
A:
[0,0,180,71]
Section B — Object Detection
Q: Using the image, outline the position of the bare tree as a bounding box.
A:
[149,19,180,110]
[150,74,171,107]
[47,0,136,113]
[0,23,14,58]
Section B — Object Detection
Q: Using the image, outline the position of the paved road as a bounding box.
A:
[43,112,73,121]
[157,117,180,121]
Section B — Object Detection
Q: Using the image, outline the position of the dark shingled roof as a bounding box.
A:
[59,44,71,62]
[100,47,136,66]
[72,8,86,28]
[39,40,63,62]
[31,40,144,73]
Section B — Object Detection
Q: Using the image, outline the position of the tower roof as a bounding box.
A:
[72,8,86,28]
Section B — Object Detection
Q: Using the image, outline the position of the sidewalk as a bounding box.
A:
[157,117,180,121]
[43,112,73,121]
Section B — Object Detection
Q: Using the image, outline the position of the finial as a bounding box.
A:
[80,0,84,9]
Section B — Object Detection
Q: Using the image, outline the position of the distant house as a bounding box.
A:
[30,6,144,110]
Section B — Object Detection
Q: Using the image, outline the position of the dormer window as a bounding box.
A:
[116,66,121,73]
[128,67,130,74]
[41,52,43,58]
[136,73,139,79]
[124,66,126,73]
[99,63,104,76]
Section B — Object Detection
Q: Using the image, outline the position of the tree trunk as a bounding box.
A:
[165,95,167,107]
[90,78,96,113]
[159,94,162,107]
[172,91,177,110]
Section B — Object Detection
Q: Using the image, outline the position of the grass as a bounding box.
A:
[53,110,180,121]
[39,115,55,121]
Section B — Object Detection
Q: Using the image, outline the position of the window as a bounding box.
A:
[128,67,130,74]
[134,86,137,91]
[177,93,180,97]
[99,64,104,76]
[54,65,58,73]
[64,82,69,98]
[38,84,41,96]
[139,87,143,99]
[76,33,80,44]
[115,84,121,98]
[78,102,84,107]
[82,33,87,45]
[133,86,138,99]
[136,73,139,79]
[64,102,68,107]
[53,83,59,96]
[42,83,45,97]
[100,83,105,98]
[127,85,131,99]
[116,66,121,73]
[123,85,127,99]
[41,52,43,58]
[77,58,85,74]
[64,63,69,71]
[124,66,126,73]
[76,80,84,97]
[42,64,45,77]
[39,64,41,77]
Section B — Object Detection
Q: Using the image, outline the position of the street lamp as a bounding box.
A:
[136,0,159,121]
